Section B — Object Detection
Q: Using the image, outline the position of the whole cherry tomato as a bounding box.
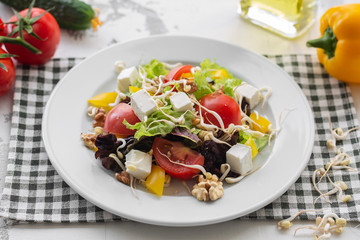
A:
[4,7,60,65]
[0,48,15,97]
[197,91,241,128]
[103,103,141,137]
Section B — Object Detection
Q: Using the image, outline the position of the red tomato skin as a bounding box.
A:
[0,18,5,37]
[4,8,60,65]
[152,137,204,180]
[0,48,15,97]
[164,65,193,82]
[103,103,140,137]
[197,92,241,128]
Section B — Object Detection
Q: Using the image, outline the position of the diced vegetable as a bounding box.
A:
[211,69,229,80]
[88,92,117,111]
[145,165,165,196]
[244,136,258,159]
[129,86,142,94]
[250,113,271,133]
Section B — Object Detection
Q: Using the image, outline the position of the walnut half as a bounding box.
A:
[93,108,106,128]
[81,133,97,150]
[115,171,130,185]
[192,173,224,201]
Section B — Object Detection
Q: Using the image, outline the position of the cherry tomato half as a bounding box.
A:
[197,91,241,128]
[152,137,204,180]
[103,103,140,137]
[4,8,60,65]
[164,65,193,82]
[0,48,15,97]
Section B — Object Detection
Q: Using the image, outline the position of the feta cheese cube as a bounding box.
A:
[234,83,261,110]
[117,67,139,92]
[226,143,253,176]
[131,89,157,121]
[125,149,152,180]
[170,92,193,112]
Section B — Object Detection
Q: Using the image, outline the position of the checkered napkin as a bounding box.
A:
[0,55,359,224]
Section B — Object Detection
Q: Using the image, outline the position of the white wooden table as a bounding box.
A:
[1,0,360,239]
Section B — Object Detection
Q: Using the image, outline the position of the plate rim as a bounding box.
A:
[42,35,315,226]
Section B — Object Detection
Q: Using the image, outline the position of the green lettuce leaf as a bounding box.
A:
[198,59,242,98]
[142,59,169,79]
[238,130,269,151]
[223,78,242,97]
[123,105,194,140]
[193,69,214,99]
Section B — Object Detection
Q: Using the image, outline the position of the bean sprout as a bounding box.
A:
[108,89,127,107]
[87,106,98,117]
[258,87,271,113]
[225,167,260,184]
[219,164,231,182]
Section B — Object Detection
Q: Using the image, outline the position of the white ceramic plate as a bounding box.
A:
[42,35,314,227]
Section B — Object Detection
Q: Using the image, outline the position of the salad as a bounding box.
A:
[81,59,274,202]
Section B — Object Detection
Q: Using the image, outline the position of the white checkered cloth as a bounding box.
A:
[0,55,359,223]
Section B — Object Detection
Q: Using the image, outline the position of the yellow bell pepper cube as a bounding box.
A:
[129,86,154,96]
[211,69,229,80]
[180,72,194,80]
[145,165,165,196]
[245,137,258,160]
[129,86,142,94]
[88,92,117,111]
[249,112,271,134]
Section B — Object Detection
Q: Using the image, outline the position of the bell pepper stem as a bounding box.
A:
[306,26,337,59]
[0,36,41,54]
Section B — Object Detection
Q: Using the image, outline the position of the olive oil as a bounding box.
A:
[238,0,316,38]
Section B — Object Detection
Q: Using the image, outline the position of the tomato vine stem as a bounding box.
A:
[0,36,41,54]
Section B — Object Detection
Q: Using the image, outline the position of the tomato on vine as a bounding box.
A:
[0,18,5,37]
[0,48,15,97]
[0,1,60,65]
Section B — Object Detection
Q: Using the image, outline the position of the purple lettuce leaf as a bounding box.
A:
[94,133,153,172]
[198,131,239,178]
[167,127,201,148]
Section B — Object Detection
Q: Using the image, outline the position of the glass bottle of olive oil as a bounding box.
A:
[238,0,316,38]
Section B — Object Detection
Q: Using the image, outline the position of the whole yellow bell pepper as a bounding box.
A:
[306,4,360,83]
